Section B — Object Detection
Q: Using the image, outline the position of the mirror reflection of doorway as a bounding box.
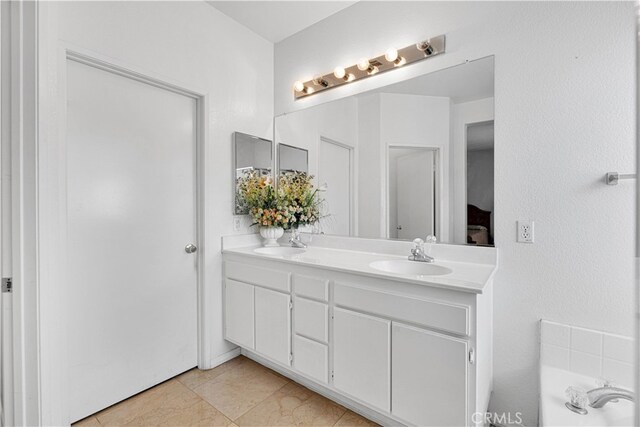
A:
[466,121,494,246]
[318,137,353,236]
[388,146,438,240]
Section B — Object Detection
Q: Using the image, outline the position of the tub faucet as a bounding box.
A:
[408,238,434,263]
[289,229,307,248]
[587,386,634,408]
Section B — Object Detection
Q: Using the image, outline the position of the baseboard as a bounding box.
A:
[241,349,402,427]
[202,347,241,370]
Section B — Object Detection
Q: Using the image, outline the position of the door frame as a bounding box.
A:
[36,42,211,425]
[463,119,494,244]
[385,145,441,240]
[318,136,355,236]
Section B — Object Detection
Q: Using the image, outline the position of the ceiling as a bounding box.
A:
[367,56,495,104]
[206,1,358,43]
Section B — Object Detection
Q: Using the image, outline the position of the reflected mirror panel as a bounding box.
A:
[278,143,309,174]
[275,56,494,245]
[233,132,273,214]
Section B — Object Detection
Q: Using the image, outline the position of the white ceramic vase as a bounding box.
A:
[259,226,284,247]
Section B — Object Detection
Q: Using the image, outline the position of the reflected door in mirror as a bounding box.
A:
[318,138,353,236]
[391,148,436,240]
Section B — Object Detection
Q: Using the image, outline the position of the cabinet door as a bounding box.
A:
[333,308,390,411]
[392,323,468,426]
[255,287,291,366]
[224,279,254,349]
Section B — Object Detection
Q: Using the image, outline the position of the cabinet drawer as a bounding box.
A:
[225,261,290,293]
[294,297,328,343]
[293,274,328,302]
[293,335,328,383]
[334,283,470,336]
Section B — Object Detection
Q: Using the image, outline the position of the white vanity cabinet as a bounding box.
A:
[223,261,292,366]
[222,254,493,427]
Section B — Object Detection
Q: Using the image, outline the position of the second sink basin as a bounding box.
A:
[254,246,306,256]
[369,259,452,276]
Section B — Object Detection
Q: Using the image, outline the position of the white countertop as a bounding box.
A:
[222,238,497,294]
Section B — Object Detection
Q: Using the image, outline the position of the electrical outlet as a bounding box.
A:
[233,216,241,232]
[517,220,534,243]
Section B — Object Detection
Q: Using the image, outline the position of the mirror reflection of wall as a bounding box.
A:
[277,143,308,174]
[233,132,272,214]
[274,56,494,245]
[466,121,494,245]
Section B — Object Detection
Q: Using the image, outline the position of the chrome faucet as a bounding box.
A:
[587,386,634,408]
[408,238,434,263]
[289,228,307,248]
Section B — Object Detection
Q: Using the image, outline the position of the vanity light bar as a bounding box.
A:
[293,34,445,99]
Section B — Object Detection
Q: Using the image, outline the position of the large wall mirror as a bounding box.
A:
[275,56,494,245]
[233,132,273,214]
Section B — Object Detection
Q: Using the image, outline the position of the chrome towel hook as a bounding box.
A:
[606,172,637,185]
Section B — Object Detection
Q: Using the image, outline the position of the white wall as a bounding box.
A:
[274,2,636,424]
[38,2,273,422]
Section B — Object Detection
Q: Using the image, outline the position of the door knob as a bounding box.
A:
[185,243,197,254]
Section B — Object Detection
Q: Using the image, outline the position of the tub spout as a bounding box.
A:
[587,386,634,408]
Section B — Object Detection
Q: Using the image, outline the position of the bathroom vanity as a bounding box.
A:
[222,234,496,426]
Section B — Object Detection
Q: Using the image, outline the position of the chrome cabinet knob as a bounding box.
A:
[185,243,197,254]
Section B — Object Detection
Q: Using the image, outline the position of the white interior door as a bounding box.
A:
[66,59,198,422]
[318,138,351,235]
[396,150,435,240]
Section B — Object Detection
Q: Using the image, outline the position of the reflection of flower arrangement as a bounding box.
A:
[277,172,325,229]
[237,170,325,229]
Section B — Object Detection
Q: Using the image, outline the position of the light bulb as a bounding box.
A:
[293,81,305,92]
[357,58,371,71]
[368,66,379,75]
[346,73,355,82]
[306,87,314,94]
[333,66,346,79]
[385,48,398,62]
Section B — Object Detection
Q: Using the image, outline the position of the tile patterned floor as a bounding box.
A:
[73,356,379,427]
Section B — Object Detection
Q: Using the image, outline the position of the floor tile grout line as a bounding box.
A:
[230,377,292,422]
[192,397,235,426]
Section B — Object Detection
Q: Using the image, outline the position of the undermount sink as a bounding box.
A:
[369,259,452,276]
[254,246,306,256]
